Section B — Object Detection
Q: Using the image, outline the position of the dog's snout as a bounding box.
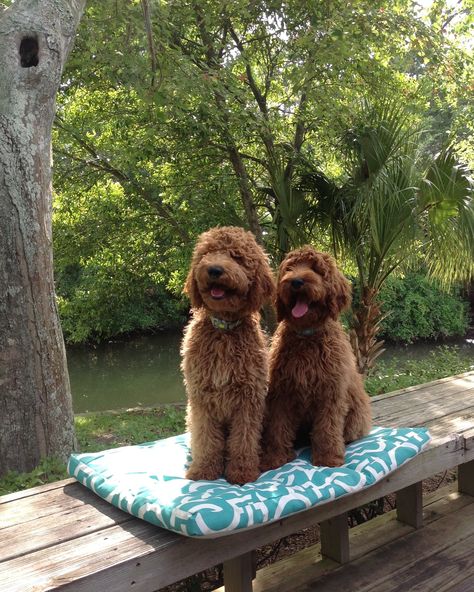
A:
[208,266,224,278]
[291,278,305,290]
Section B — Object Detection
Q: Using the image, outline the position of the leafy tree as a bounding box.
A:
[52,0,473,351]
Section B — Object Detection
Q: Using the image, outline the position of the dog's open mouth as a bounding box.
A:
[292,298,309,318]
[210,285,227,300]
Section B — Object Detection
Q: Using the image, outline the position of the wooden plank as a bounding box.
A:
[445,574,474,592]
[223,553,254,592]
[424,408,474,442]
[289,499,474,592]
[1,496,132,562]
[458,459,474,496]
[250,485,474,592]
[320,513,349,564]
[0,482,109,529]
[373,532,474,592]
[0,478,76,505]
[369,372,474,403]
[1,434,472,592]
[396,482,423,528]
[0,519,179,592]
[373,389,474,428]
[0,373,472,592]
[372,386,474,420]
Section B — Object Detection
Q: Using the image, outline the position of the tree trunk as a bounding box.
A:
[227,145,263,244]
[349,287,386,377]
[0,0,86,475]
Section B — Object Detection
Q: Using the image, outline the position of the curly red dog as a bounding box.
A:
[261,246,371,470]
[182,226,275,484]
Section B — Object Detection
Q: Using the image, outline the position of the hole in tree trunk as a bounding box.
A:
[20,36,39,68]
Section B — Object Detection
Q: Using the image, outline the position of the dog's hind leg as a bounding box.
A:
[260,393,299,472]
[344,376,372,443]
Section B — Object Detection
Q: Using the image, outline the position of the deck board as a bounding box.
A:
[0,481,106,529]
[250,484,474,592]
[291,499,474,592]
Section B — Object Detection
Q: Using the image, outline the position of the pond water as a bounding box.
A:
[67,330,474,413]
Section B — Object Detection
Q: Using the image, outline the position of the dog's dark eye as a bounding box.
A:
[312,265,325,277]
[231,254,244,264]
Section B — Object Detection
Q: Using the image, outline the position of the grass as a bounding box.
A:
[365,345,472,396]
[75,405,186,453]
[1,345,472,496]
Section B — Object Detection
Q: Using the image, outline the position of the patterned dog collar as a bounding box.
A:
[210,316,242,331]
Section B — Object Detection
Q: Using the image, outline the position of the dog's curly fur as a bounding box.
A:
[182,226,275,484]
[261,246,372,470]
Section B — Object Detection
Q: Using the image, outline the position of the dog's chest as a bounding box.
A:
[183,322,266,392]
[275,336,335,394]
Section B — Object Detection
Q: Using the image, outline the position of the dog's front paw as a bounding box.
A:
[225,465,260,485]
[311,453,345,468]
[186,463,222,482]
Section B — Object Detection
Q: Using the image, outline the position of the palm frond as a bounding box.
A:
[419,147,474,284]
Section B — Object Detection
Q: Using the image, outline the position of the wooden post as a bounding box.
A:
[320,512,350,564]
[458,460,474,496]
[223,552,254,592]
[397,482,423,528]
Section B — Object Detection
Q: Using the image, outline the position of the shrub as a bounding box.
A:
[56,263,187,343]
[378,273,469,343]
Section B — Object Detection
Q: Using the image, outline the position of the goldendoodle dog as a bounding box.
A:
[261,246,372,470]
[182,226,275,485]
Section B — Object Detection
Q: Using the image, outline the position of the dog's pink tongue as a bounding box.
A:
[211,287,225,298]
[292,300,309,318]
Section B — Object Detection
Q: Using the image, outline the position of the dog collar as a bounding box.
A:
[295,327,320,337]
[210,316,242,331]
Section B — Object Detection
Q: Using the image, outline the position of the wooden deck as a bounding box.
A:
[0,371,473,592]
[252,483,474,592]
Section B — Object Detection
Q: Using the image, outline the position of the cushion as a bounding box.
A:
[67,426,430,538]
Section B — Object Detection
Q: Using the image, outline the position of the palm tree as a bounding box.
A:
[299,100,474,375]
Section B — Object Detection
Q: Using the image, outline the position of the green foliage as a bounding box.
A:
[379,274,469,342]
[53,181,188,343]
[365,346,472,396]
[57,269,186,343]
[0,457,67,496]
[51,0,473,342]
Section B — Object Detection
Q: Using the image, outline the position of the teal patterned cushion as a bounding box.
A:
[68,426,430,538]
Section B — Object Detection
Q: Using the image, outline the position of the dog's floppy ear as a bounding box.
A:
[248,254,276,312]
[275,292,287,322]
[274,255,292,322]
[184,267,203,309]
[324,256,351,319]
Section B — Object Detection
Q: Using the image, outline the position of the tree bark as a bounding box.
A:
[349,287,386,376]
[0,0,86,475]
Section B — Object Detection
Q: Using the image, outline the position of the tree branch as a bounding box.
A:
[140,0,160,87]
[54,118,190,244]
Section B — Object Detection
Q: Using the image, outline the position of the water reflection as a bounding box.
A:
[67,331,474,413]
[67,331,185,413]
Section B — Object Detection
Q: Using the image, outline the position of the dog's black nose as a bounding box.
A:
[291,278,305,290]
[208,266,224,278]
